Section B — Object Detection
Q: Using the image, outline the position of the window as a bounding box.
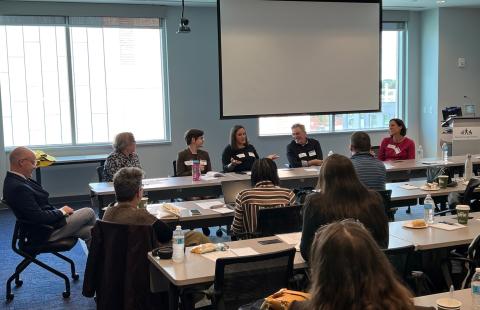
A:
[0,16,168,148]
[259,23,404,136]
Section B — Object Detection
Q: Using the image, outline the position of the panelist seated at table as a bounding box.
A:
[291,221,433,310]
[286,123,323,168]
[300,154,388,261]
[176,129,212,177]
[378,118,416,161]
[103,132,142,182]
[350,131,386,191]
[103,167,210,246]
[222,125,279,173]
[3,147,96,247]
[231,158,295,237]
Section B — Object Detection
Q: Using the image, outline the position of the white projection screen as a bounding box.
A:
[218,0,381,119]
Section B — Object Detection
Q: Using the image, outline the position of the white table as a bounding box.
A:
[414,289,471,308]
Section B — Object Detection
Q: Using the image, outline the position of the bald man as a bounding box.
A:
[3,147,96,247]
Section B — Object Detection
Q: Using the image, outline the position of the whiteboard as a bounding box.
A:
[218,0,381,118]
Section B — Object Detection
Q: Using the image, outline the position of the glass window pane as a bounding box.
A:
[259,115,330,136]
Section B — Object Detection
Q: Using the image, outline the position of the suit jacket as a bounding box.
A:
[3,171,66,229]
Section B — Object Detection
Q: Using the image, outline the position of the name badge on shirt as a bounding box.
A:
[387,144,401,155]
[236,153,246,158]
[308,150,316,157]
[298,153,307,158]
[248,152,255,157]
[184,160,193,166]
[200,160,207,166]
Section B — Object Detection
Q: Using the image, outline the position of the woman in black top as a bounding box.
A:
[222,125,278,172]
[299,154,388,261]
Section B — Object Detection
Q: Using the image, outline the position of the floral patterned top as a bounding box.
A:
[103,151,142,182]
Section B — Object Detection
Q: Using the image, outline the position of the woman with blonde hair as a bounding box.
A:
[103,132,142,182]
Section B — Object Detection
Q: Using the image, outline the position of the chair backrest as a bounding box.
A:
[376,189,394,221]
[256,205,302,237]
[371,145,380,158]
[462,178,480,204]
[214,248,295,310]
[383,245,414,281]
[96,165,105,182]
[172,160,177,177]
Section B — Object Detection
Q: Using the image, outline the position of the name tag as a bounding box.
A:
[298,153,307,158]
[308,150,316,157]
[200,160,207,166]
[387,144,401,155]
[248,152,255,157]
[236,153,246,158]
[184,160,193,166]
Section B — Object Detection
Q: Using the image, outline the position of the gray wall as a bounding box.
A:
[1,7,422,198]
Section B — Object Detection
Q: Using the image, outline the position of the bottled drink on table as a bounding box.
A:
[417,145,424,160]
[442,143,449,162]
[172,225,185,263]
[465,153,473,182]
[192,159,201,181]
[471,267,480,309]
[423,194,435,224]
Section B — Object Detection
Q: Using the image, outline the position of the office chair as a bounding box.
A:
[376,189,397,222]
[172,160,177,177]
[383,245,414,282]
[95,165,106,218]
[5,217,79,300]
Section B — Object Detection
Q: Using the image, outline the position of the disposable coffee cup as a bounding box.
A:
[436,297,461,310]
[438,175,449,189]
[455,205,470,225]
[138,197,148,209]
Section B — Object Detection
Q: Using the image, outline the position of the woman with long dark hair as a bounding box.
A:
[299,154,388,260]
[378,118,415,161]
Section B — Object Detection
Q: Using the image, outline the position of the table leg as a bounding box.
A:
[169,282,180,310]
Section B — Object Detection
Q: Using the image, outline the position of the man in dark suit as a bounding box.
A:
[3,147,96,247]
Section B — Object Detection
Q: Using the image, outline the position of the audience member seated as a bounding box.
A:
[222,125,279,173]
[378,118,415,161]
[299,154,388,260]
[286,123,323,168]
[3,147,96,247]
[176,128,212,176]
[103,132,141,182]
[103,167,209,246]
[292,221,433,310]
[350,131,386,191]
[231,158,295,237]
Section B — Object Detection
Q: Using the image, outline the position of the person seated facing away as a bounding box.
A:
[350,131,386,191]
[222,125,278,173]
[3,147,96,247]
[287,123,323,168]
[176,129,212,176]
[291,221,432,310]
[231,158,295,237]
[103,132,141,182]
[378,118,415,161]
[103,167,210,246]
[300,154,388,261]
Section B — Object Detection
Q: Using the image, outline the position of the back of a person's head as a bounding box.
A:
[251,158,280,186]
[351,131,371,153]
[308,221,414,310]
[113,167,144,202]
[113,132,135,152]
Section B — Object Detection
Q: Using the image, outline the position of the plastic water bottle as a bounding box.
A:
[471,267,480,309]
[192,160,201,181]
[442,143,449,162]
[327,150,334,157]
[417,145,424,160]
[465,153,473,182]
[423,194,435,224]
[172,225,185,263]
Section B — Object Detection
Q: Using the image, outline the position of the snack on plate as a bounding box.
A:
[424,182,438,190]
[191,243,217,254]
[162,203,181,217]
[411,219,427,227]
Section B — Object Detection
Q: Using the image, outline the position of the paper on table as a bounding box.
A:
[202,250,237,262]
[201,175,218,181]
[400,184,419,190]
[210,207,234,214]
[143,178,168,186]
[195,200,224,209]
[304,168,319,172]
[147,204,177,219]
[430,223,466,231]
[230,247,259,257]
[422,160,452,165]
[276,232,301,245]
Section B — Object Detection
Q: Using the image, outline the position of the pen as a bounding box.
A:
[439,221,455,226]
[209,204,226,209]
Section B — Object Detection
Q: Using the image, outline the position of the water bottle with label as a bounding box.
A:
[172,225,185,263]
[465,153,473,182]
[192,159,201,181]
[417,145,424,160]
[327,150,334,157]
[423,194,435,224]
[442,143,449,163]
[471,267,480,309]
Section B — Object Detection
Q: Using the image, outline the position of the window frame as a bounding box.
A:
[257,21,407,137]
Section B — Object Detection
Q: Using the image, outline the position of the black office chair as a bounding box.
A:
[371,145,380,158]
[172,160,178,177]
[436,178,480,216]
[256,205,303,237]
[5,218,79,300]
[212,248,295,310]
[95,165,106,218]
[96,165,105,182]
[377,189,397,222]
[383,245,414,282]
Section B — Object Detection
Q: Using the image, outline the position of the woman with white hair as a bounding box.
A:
[103,132,142,182]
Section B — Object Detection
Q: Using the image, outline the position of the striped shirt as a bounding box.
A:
[351,152,386,191]
[231,181,296,236]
